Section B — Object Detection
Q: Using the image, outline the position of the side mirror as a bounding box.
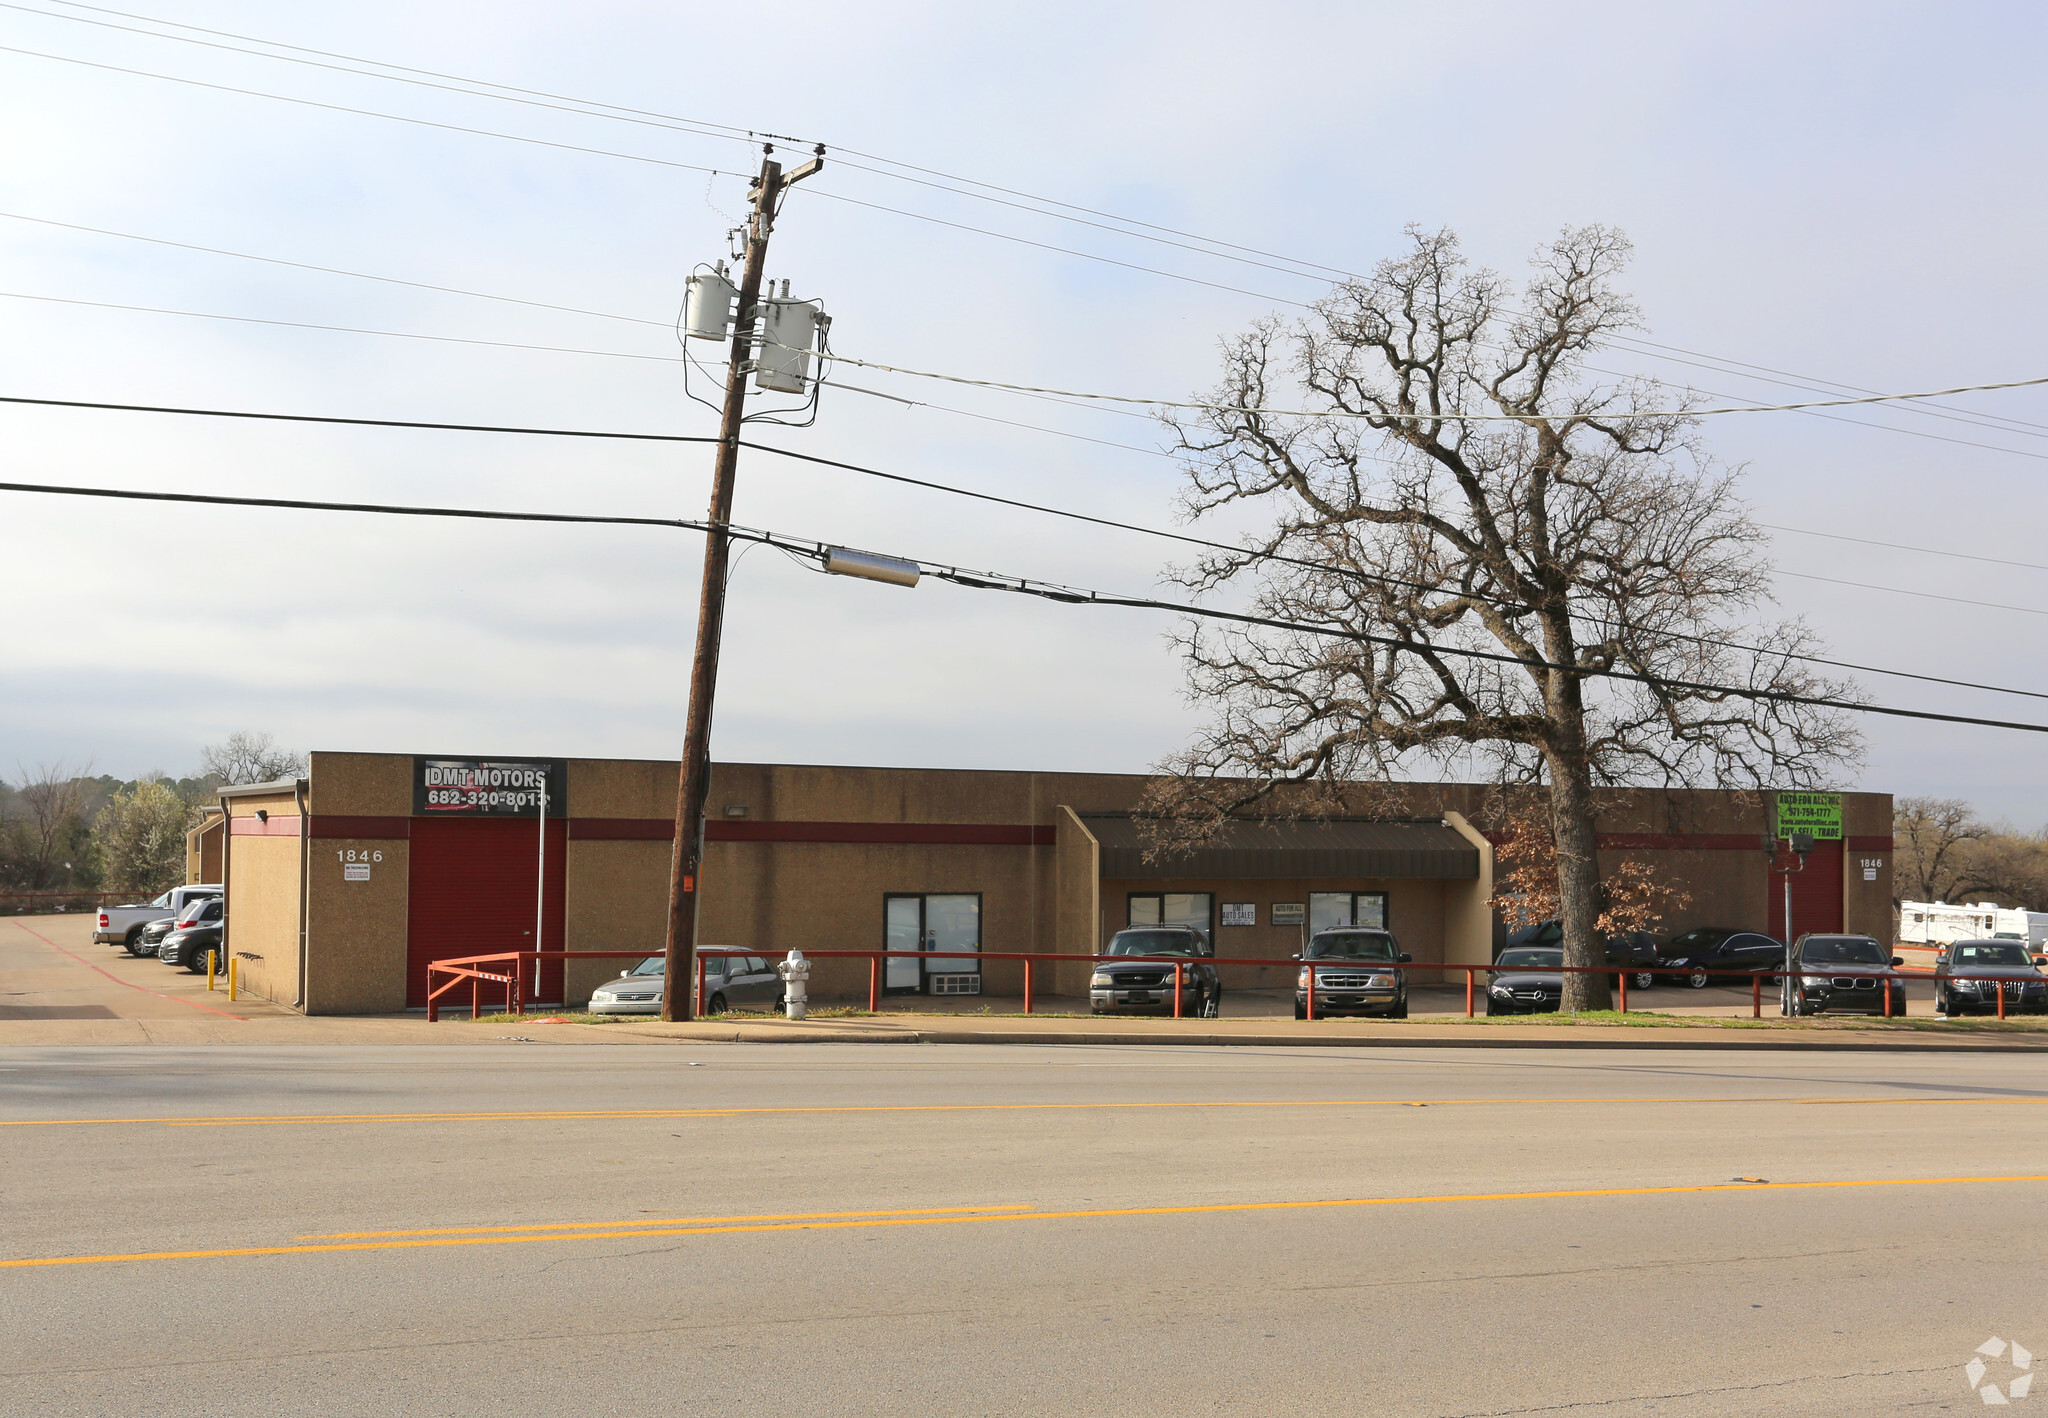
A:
[2034,956,2047,967]
[1891,957,1903,967]
[1397,952,1413,963]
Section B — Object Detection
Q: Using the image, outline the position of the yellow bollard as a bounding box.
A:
[207,949,217,991]
[228,956,238,1002]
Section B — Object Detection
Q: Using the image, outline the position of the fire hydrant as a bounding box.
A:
[776,949,811,1020]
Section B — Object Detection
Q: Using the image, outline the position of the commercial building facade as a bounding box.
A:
[212,752,1894,1014]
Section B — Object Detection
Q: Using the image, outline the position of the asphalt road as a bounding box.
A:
[2,1042,2043,1416]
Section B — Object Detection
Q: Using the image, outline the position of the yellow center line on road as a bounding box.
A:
[295,1203,1036,1240]
[8,1175,2047,1271]
[5,1095,2048,1129]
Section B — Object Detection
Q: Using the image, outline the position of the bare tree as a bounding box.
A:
[1892,796,1987,905]
[199,731,306,787]
[1150,226,1861,1009]
[2,762,93,891]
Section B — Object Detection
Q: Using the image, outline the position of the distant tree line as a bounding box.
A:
[0,732,306,903]
[1894,796,2048,912]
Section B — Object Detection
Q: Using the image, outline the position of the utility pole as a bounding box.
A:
[661,145,822,1021]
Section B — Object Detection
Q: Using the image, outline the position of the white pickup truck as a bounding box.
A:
[94,885,221,950]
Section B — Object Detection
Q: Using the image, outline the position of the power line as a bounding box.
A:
[6,392,2044,703]
[0,291,687,364]
[0,44,721,177]
[0,212,670,328]
[796,342,2048,424]
[1774,569,2048,618]
[5,472,2046,737]
[1763,523,2048,574]
[27,0,2048,457]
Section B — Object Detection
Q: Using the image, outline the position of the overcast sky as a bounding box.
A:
[3,1,2046,820]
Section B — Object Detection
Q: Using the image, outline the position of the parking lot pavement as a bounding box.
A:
[3,1041,2044,1416]
[0,914,296,1029]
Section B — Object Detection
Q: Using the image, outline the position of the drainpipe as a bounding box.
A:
[294,777,310,1011]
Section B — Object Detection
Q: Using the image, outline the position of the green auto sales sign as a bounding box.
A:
[1775,791,1843,841]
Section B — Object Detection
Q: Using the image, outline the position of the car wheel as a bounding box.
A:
[1389,996,1408,1019]
[126,937,153,957]
[1633,971,1654,990]
[1686,969,1709,990]
[1940,991,1963,1017]
[1201,990,1221,1020]
[705,992,728,1015]
[123,927,144,952]
[1293,1001,1308,1020]
[184,947,210,975]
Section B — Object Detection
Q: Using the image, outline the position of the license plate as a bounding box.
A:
[1123,992,1153,1003]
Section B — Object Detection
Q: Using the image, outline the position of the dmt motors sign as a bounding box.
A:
[414,758,568,817]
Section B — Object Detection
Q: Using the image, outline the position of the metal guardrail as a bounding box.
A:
[424,948,2048,1023]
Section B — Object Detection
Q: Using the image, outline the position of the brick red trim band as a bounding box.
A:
[569,819,674,841]
[1595,833,1766,851]
[1846,836,1895,852]
[309,816,412,840]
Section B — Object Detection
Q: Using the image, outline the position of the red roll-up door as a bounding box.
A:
[1769,837,1844,943]
[407,818,566,1008]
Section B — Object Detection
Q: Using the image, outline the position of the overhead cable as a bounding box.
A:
[4,392,2044,703]
[4,473,2045,737]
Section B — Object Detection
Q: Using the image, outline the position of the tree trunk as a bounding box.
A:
[1541,673,1613,1013]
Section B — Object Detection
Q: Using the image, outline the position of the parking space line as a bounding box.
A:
[5,1095,2048,1129]
[7,1175,2045,1271]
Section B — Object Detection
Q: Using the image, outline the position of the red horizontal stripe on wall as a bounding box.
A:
[710,821,1056,846]
[1846,836,1895,852]
[230,814,302,836]
[569,819,674,841]
[309,816,412,840]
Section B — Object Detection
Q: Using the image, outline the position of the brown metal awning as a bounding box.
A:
[1084,815,1479,881]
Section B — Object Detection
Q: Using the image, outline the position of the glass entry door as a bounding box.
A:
[884,893,983,992]
[884,897,923,991]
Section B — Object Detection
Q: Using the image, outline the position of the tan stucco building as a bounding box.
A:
[211,752,1894,1015]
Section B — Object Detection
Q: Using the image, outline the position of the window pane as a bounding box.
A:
[1355,893,1388,930]
[1161,894,1211,933]
[925,894,981,975]
[1310,893,1352,933]
[1128,895,1162,927]
[885,897,922,989]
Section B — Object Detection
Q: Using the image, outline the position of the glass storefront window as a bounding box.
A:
[1128,893,1214,940]
[1310,891,1389,934]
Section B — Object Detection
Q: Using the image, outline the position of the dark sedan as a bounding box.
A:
[1484,946,1563,1015]
[158,921,223,974]
[1658,928,1787,989]
[1936,939,2048,1017]
[1780,934,1905,1016]
[1505,920,1660,989]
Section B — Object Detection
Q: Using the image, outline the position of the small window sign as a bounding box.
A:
[1220,902,1255,927]
[1270,902,1305,926]
[343,862,371,882]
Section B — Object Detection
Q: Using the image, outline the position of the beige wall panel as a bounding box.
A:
[1052,808,1100,994]
[569,761,677,821]
[225,834,302,1008]
[564,839,671,1003]
[307,752,411,817]
[304,838,410,1015]
[1441,812,1496,967]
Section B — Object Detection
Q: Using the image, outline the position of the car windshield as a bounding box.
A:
[1306,933,1397,960]
[628,956,665,976]
[1798,937,1887,965]
[1953,943,2030,967]
[1497,949,1563,970]
[1107,931,1203,956]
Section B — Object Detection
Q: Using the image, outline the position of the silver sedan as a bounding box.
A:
[586,954,782,1015]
